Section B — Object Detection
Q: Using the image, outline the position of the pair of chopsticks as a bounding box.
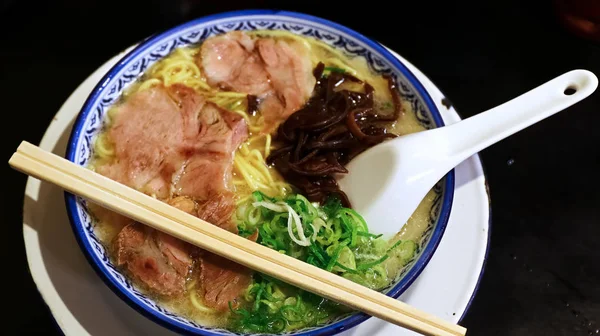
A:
[9,141,466,336]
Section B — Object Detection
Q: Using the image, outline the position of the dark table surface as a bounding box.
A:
[2,0,599,335]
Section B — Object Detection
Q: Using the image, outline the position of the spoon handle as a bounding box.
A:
[442,69,598,164]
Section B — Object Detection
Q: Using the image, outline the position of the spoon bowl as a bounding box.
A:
[339,69,598,236]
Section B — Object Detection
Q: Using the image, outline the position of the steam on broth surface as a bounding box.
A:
[88,30,435,333]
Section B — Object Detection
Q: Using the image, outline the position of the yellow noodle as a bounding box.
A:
[235,194,251,206]
[189,292,217,314]
[104,106,120,127]
[248,125,265,134]
[227,108,261,131]
[186,279,197,290]
[174,47,196,60]
[264,134,272,157]
[234,147,289,197]
[138,78,163,91]
[238,143,250,156]
[229,100,243,110]
[213,91,248,98]
[94,133,114,160]
[248,150,273,183]
[274,181,293,195]
[243,161,269,185]
[157,60,201,86]
[185,77,212,91]
[234,156,261,190]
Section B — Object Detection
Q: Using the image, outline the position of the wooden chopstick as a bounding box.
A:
[9,141,466,336]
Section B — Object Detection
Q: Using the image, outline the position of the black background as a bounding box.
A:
[2,0,599,335]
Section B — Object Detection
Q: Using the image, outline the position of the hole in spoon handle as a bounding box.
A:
[564,86,577,95]
[558,70,598,100]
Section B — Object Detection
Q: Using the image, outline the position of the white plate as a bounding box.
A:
[22,45,490,336]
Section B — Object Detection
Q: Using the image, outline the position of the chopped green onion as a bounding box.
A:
[326,241,348,271]
[357,254,389,271]
[252,191,264,202]
[308,242,328,266]
[332,246,356,273]
[334,262,358,274]
[281,305,303,322]
[253,284,264,311]
[253,201,287,213]
[247,206,262,225]
[387,239,404,252]
[357,231,383,239]
[398,240,417,260]
[339,208,368,232]
[324,66,346,74]
[230,192,412,333]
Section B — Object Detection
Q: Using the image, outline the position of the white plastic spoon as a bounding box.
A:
[337,69,598,237]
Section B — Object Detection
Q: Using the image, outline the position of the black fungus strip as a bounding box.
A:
[266,62,402,207]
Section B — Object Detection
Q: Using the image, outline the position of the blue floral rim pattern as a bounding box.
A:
[64,9,455,336]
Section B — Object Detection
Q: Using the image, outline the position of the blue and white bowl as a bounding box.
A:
[65,10,455,336]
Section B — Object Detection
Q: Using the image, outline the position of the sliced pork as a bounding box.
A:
[199,253,253,311]
[196,225,259,311]
[200,31,272,96]
[175,103,247,200]
[96,83,251,299]
[99,83,246,213]
[257,38,315,127]
[199,31,316,133]
[115,222,193,296]
[173,98,247,231]
[196,193,237,232]
[167,196,197,215]
[97,86,189,199]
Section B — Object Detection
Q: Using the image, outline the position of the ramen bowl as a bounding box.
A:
[65,9,455,336]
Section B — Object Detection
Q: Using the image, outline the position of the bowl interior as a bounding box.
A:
[65,9,454,336]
